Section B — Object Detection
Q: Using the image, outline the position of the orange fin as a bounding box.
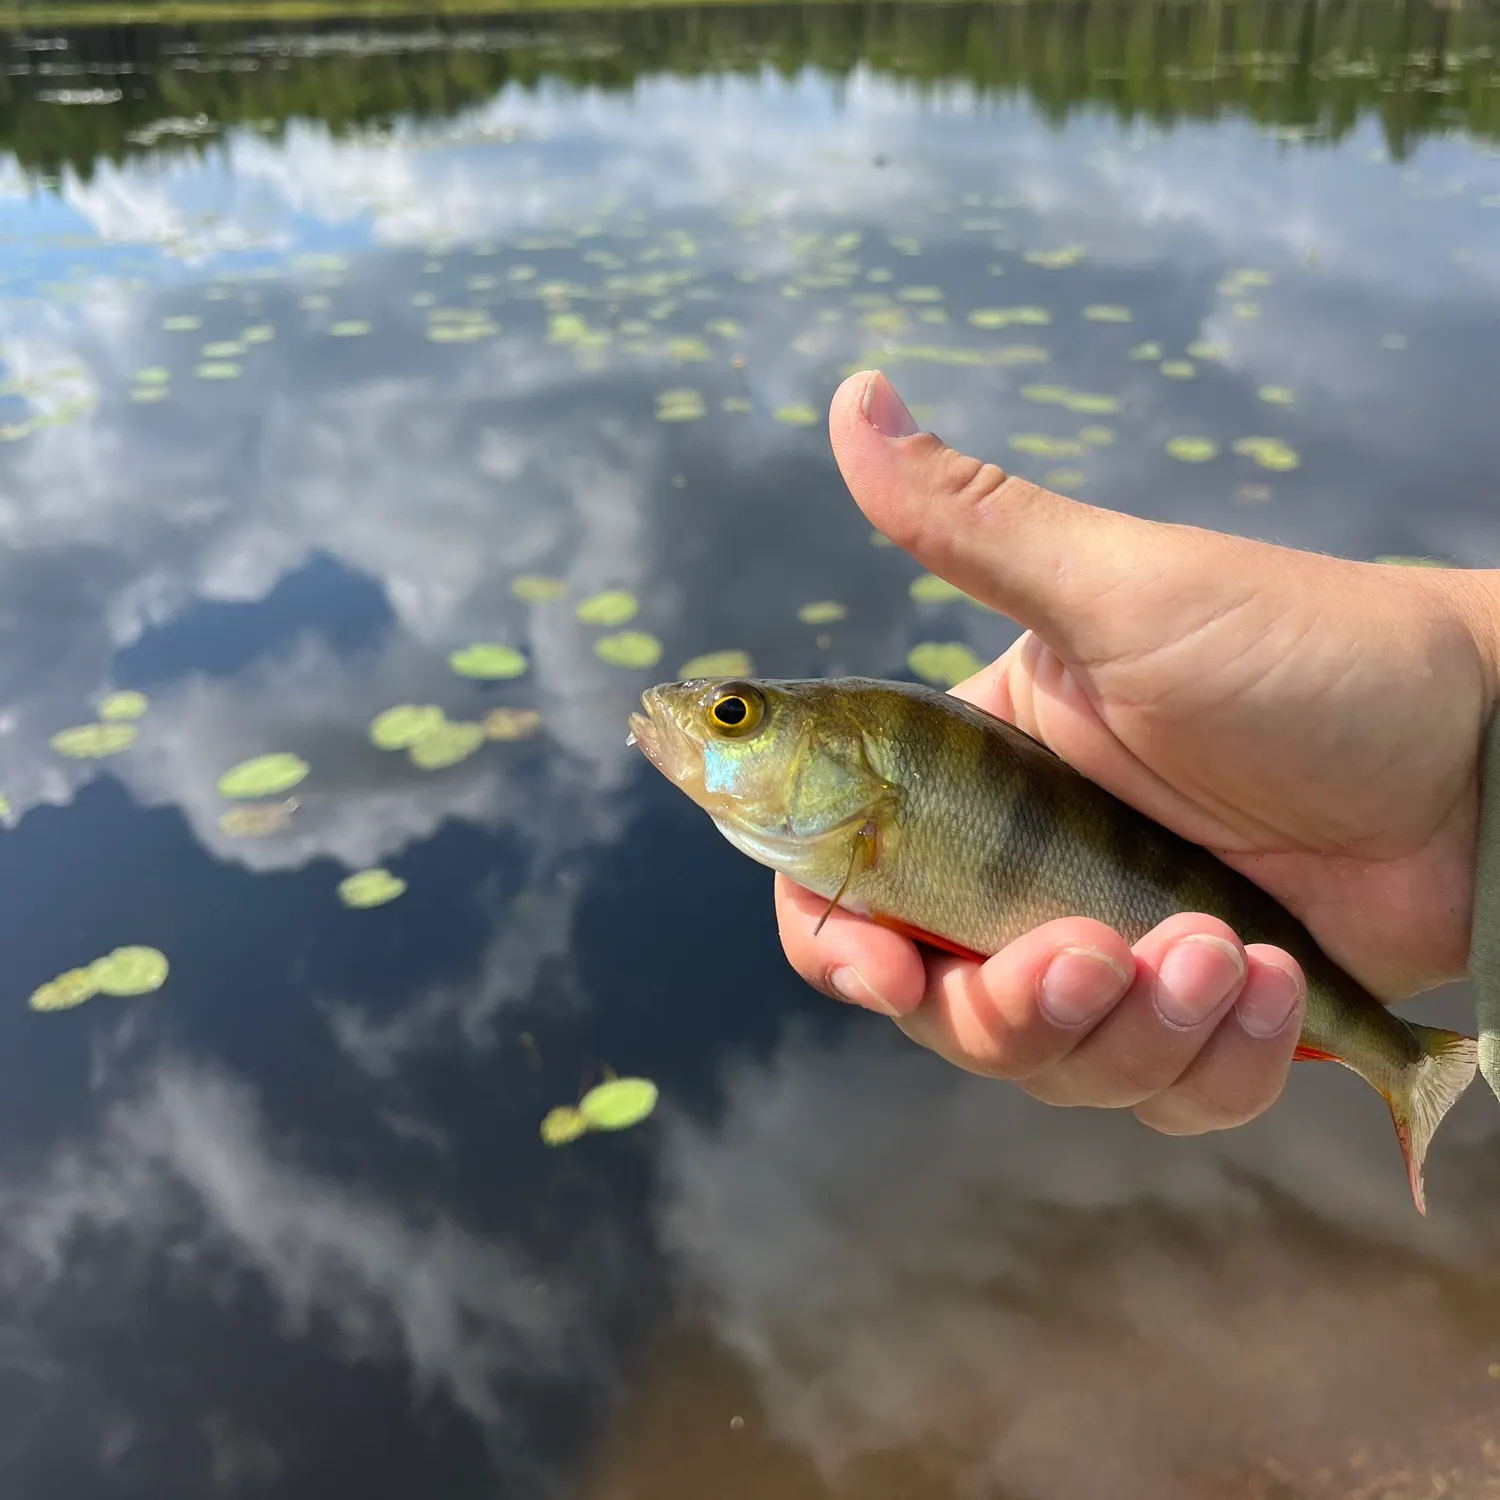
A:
[1379,1022,1477,1217]
[1293,1044,1340,1063]
[870,913,988,965]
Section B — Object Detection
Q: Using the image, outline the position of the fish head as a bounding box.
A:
[628,678,893,885]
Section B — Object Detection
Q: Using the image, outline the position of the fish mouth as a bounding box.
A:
[627,687,702,794]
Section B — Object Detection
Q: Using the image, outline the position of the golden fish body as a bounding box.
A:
[629,675,1478,1215]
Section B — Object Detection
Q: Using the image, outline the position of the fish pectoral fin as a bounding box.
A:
[813,818,881,937]
[869,912,988,965]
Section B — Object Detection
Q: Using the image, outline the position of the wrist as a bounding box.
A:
[1432,567,1500,717]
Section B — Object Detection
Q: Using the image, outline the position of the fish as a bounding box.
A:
[629,674,1479,1216]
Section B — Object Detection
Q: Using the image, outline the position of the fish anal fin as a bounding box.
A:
[870,912,988,965]
[1293,1044,1340,1063]
[1379,1023,1478,1217]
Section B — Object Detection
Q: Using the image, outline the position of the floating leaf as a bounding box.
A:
[449,644,528,680]
[1258,386,1295,405]
[909,574,966,604]
[968,306,1050,329]
[29,967,100,1012]
[91,945,169,996]
[1166,436,1219,463]
[133,366,170,385]
[1129,341,1162,361]
[218,800,297,837]
[595,631,663,669]
[194,362,240,380]
[511,575,565,603]
[666,336,710,362]
[797,602,847,625]
[370,705,447,750]
[242,325,274,344]
[409,722,484,770]
[0,794,9,818]
[1232,437,1300,472]
[1083,305,1132,322]
[202,340,244,358]
[773,403,819,426]
[481,707,543,741]
[656,389,705,422]
[575,590,639,627]
[907,642,984,688]
[162,315,201,332]
[1077,426,1114,447]
[217,753,309,799]
[1187,341,1227,362]
[540,1105,589,1146]
[1159,360,1196,379]
[329,321,370,337]
[1044,468,1086,489]
[1375,555,1447,568]
[338,869,407,909]
[578,1077,659,1131]
[98,691,148,721]
[678,650,754,678]
[1009,434,1083,458]
[51,723,136,758]
[1024,246,1086,269]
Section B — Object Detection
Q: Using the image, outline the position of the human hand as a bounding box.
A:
[776,370,1500,1135]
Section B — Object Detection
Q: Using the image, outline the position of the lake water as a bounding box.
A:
[2,4,1500,1497]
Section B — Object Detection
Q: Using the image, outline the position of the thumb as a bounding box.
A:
[830,370,1172,656]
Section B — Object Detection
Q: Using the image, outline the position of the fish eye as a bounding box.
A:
[706,682,764,736]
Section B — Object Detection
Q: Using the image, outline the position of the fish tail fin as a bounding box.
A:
[1381,1024,1478,1216]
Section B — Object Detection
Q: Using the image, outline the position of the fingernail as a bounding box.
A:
[1154,935,1246,1028]
[1237,960,1305,1039]
[1039,946,1132,1026]
[829,966,898,1017]
[861,371,920,439]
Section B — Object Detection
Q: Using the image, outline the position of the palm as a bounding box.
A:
[972,555,1490,1002]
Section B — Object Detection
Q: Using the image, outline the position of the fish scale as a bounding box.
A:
[630,675,1479,1217]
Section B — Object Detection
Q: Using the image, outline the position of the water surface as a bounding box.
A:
[2,5,1500,1497]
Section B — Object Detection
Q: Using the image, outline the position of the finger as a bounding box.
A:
[828,370,1147,652]
[1131,945,1306,1135]
[773,874,926,1018]
[1021,912,1251,1109]
[891,917,1138,1081]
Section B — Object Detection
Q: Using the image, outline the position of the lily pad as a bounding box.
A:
[481,707,543,741]
[575,590,639,627]
[1375,555,1447,567]
[217,753,309,799]
[907,641,984,688]
[540,1105,589,1146]
[595,631,663,669]
[1232,437,1300,472]
[449,645,528,680]
[1165,436,1219,463]
[1044,468,1087,489]
[194,362,241,380]
[1258,386,1295,405]
[409,722,484,770]
[797,601,847,625]
[29,967,101,1013]
[909,574,966,604]
[370,704,447,750]
[578,1077,659,1131]
[511,575,566,603]
[1083,305,1132,322]
[337,869,407,909]
[328,321,370,337]
[1024,246,1086,269]
[968,306,1050,329]
[1159,360,1196,379]
[98,690,148,721]
[678,650,754,678]
[51,723,137,758]
[773,403,819,426]
[1129,341,1162,361]
[218,801,297,837]
[1187,341,1228,362]
[90,945,169,996]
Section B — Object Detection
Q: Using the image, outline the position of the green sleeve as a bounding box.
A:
[1468,706,1500,1102]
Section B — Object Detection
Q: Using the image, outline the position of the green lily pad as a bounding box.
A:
[656,389,705,422]
[575,590,639,627]
[218,801,297,837]
[1129,341,1163,361]
[409,722,484,770]
[773,403,819,426]
[162,315,201,332]
[968,306,1050,329]
[578,1077,659,1131]
[29,966,101,1012]
[449,644,528,680]
[1374,555,1447,568]
[1258,386,1295,405]
[370,704,447,750]
[98,690,148,721]
[679,650,754,678]
[217,753,309,799]
[337,869,407,909]
[1083,305,1132,322]
[1232,437,1300,472]
[909,574,966,604]
[797,601,847,625]
[1159,360,1196,379]
[1165,436,1219,464]
[329,321,370,337]
[1044,468,1086,489]
[90,945,169,996]
[133,366,170,385]
[51,723,137,758]
[1024,246,1086,269]
[1187,341,1227,362]
[907,641,984,688]
[540,1105,589,1146]
[595,631,663,669]
[195,362,241,380]
[1077,426,1115,447]
[511,575,566,603]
